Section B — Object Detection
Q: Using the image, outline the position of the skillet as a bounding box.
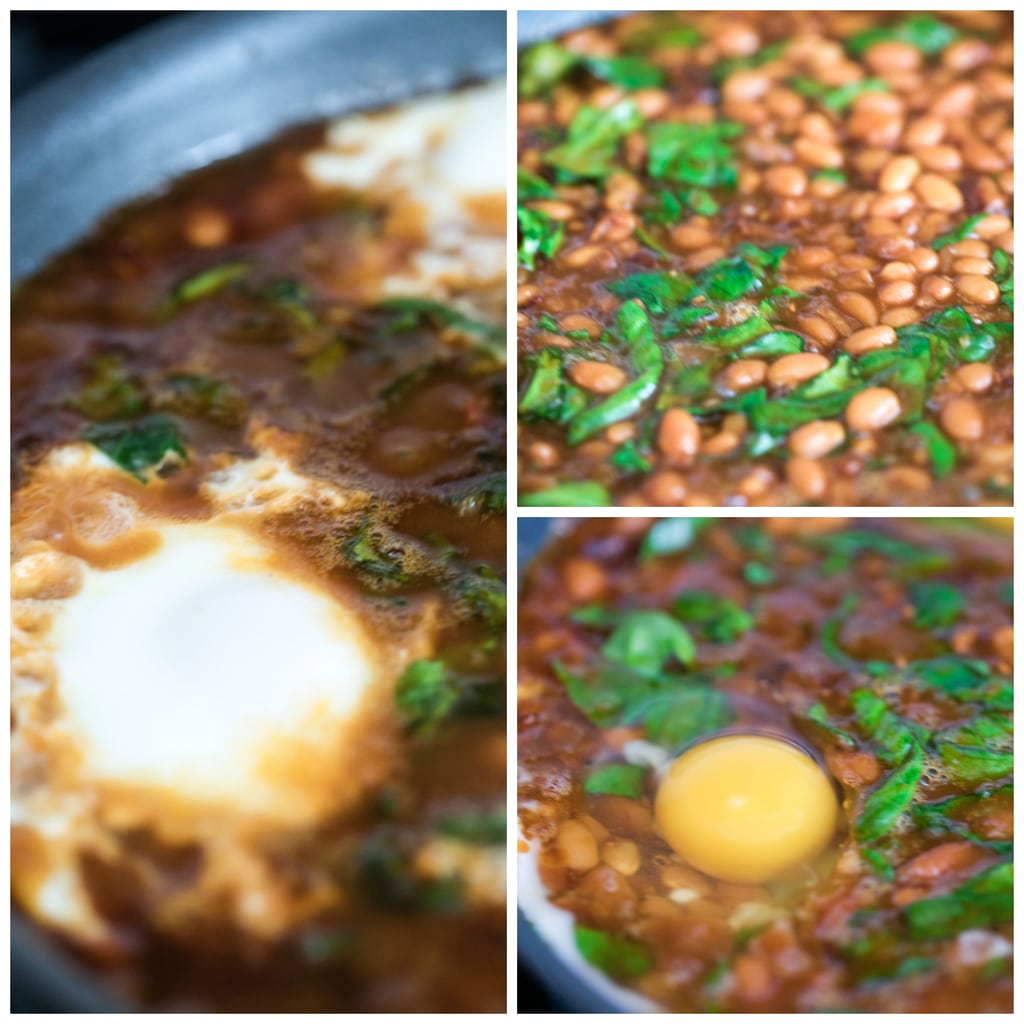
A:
[10,10,505,1010]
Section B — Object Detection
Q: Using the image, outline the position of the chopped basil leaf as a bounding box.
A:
[905,862,1012,940]
[640,516,715,559]
[584,763,648,798]
[932,213,987,251]
[603,610,696,678]
[584,54,665,89]
[437,809,506,845]
[791,76,889,112]
[671,590,753,642]
[165,260,251,312]
[847,14,958,57]
[738,330,804,357]
[520,481,612,507]
[517,166,556,201]
[377,297,504,359]
[854,740,924,843]
[851,690,928,766]
[395,658,503,733]
[805,529,951,575]
[518,205,565,270]
[544,100,643,180]
[606,271,696,314]
[908,581,964,629]
[610,438,651,474]
[72,354,147,422]
[647,121,742,188]
[518,40,579,97]
[911,421,957,478]
[575,926,654,980]
[82,414,186,482]
[803,703,858,750]
[518,348,588,424]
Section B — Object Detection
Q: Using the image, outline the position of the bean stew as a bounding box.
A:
[518,517,1012,1011]
[517,12,1013,507]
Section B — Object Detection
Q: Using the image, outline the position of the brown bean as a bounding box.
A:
[932,81,977,119]
[878,279,917,306]
[703,430,741,456]
[827,749,882,787]
[737,466,775,500]
[184,205,231,247]
[517,283,540,307]
[767,352,829,387]
[532,199,576,221]
[789,419,846,459]
[903,115,944,148]
[786,456,827,500]
[870,191,916,219]
[952,257,994,277]
[763,165,808,198]
[865,40,921,73]
[992,625,1013,667]
[940,396,984,441]
[880,306,920,328]
[794,137,843,169]
[974,214,1012,240]
[722,69,771,104]
[720,358,768,393]
[954,363,994,394]
[528,441,559,469]
[602,839,641,877]
[898,841,983,884]
[605,422,635,445]
[835,292,878,326]
[670,223,713,250]
[907,246,940,273]
[563,557,607,602]
[878,261,916,281]
[646,470,688,507]
[555,820,600,872]
[921,274,955,301]
[846,387,902,431]
[955,274,1000,305]
[559,313,602,337]
[947,238,991,258]
[797,314,839,344]
[570,359,628,394]
[657,408,701,464]
[914,173,964,212]
[878,155,920,193]
[844,324,896,355]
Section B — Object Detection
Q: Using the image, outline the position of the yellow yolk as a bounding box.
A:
[654,735,839,884]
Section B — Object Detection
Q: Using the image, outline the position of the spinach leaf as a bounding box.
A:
[606,271,696,315]
[377,297,504,359]
[396,659,503,733]
[805,529,951,575]
[912,786,1013,853]
[341,516,413,585]
[932,213,987,252]
[905,863,1012,940]
[437,809,506,845]
[568,300,663,443]
[790,76,889,112]
[609,439,651,474]
[518,41,579,97]
[520,481,612,507]
[640,517,716,560]
[911,421,957,478]
[851,690,928,766]
[584,54,665,89]
[518,206,565,270]
[854,740,924,843]
[646,121,742,188]
[908,580,963,630]
[937,740,1013,786]
[82,414,186,482]
[803,703,858,750]
[700,316,773,351]
[603,610,696,678]
[165,260,252,312]
[517,166,556,201]
[584,764,648,798]
[635,682,734,747]
[72,354,147,422]
[738,330,804,357]
[161,373,246,428]
[991,248,1013,312]
[671,590,754,642]
[544,100,643,180]
[519,348,588,424]
[575,926,654,980]
[847,14,958,57]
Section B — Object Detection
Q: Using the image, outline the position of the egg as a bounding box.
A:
[654,735,839,884]
[11,436,438,942]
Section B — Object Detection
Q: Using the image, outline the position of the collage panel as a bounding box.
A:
[11,11,507,1013]
[517,515,1013,1012]
[517,11,1013,508]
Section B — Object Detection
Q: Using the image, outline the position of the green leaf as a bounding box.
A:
[932,213,987,252]
[161,373,246,428]
[517,166,556,201]
[806,529,951,575]
[165,260,251,312]
[803,703,858,750]
[606,271,696,315]
[790,76,888,112]
[341,517,412,585]
[520,481,612,507]
[671,590,754,642]
[519,347,588,424]
[395,660,459,731]
[575,926,654,980]
[584,54,664,89]
[908,581,964,630]
[854,740,924,843]
[518,206,565,270]
[738,330,804,357]
[912,786,1013,853]
[437,809,506,845]
[911,421,957,478]
[847,14,958,57]
[603,610,695,678]
[700,316,773,351]
[937,740,1013,785]
[609,439,651,474]
[377,297,504,359]
[640,517,715,560]
[544,100,643,179]
[905,863,1012,940]
[584,763,648,798]
[568,301,663,443]
[635,682,734,747]
[82,414,186,482]
[851,689,927,766]
[72,354,147,422]
[646,121,742,188]
[908,655,994,699]
[518,40,579,97]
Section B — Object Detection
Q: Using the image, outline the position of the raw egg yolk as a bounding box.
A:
[654,735,839,884]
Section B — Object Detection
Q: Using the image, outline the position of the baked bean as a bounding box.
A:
[835,292,878,326]
[722,69,770,104]
[563,558,607,602]
[789,420,845,459]
[943,39,991,73]
[528,441,560,469]
[767,352,829,388]
[721,358,768,392]
[952,257,994,277]
[921,275,955,301]
[562,244,616,271]
[914,173,964,212]
[786,456,827,500]
[870,191,916,219]
[955,274,1000,305]
[843,324,896,355]
[992,625,1013,667]
[646,471,688,507]
[764,165,808,198]
[703,430,741,456]
[570,360,628,394]
[736,466,775,500]
[670,223,713,250]
[657,409,701,464]
[794,137,843,170]
[517,284,540,307]
[602,839,641,877]
[878,279,917,306]
[865,41,921,73]
[954,363,994,394]
[932,81,978,119]
[878,261,915,281]
[940,396,984,441]
[184,205,231,247]
[605,422,636,445]
[907,247,939,273]
[846,388,901,431]
[532,199,576,221]
[903,115,944,148]
[879,306,920,328]
[947,239,991,259]
[559,313,602,337]
[555,820,600,872]
[797,314,839,344]
[974,214,1012,240]
[878,155,920,193]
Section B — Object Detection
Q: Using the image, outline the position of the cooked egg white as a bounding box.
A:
[303,81,505,318]
[11,437,437,943]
